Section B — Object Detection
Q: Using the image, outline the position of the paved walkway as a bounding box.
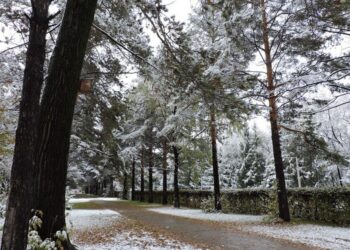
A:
[86,200,313,250]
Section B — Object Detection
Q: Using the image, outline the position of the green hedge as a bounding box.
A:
[287,188,350,225]
[221,189,271,215]
[133,190,212,207]
[133,188,350,225]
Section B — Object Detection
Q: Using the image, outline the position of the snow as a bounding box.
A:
[243,224,350,250]
[148,207,350,249]
[68,197,121,204]
[68,206,199,249]
[78,231,198,250]
[67,209,121,230]
[148,207,265,223]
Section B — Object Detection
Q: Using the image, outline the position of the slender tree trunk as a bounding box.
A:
[34,0,98,243]
[337,166,343,186]
[108,176,114,197]
[172,145,180,208]
[162,140,168,205]
[261,0,290,222]
[1,2,49,249]
[140,147,145,202]
[131,158,136,200]
[148,136,154,203]
[122,171,128,200]
[209,108,221,211]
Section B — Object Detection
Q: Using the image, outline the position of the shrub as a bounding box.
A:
[200,196,216,213]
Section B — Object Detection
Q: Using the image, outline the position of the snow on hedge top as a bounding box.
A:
[148,207,265,223]
[68,197,121,204]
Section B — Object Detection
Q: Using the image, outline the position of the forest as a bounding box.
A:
[0,0,350,249]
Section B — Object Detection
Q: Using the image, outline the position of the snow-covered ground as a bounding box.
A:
[68,200,199,249]
[1,198,349,249]
[243,224,350,250]
[148,207,265,223]
[148,206,350,250]
[78,231,199,250]
[67,209,121,230]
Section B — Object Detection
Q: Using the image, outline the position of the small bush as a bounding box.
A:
[200,196,216,213]
[27,210,69,250]
[221,194,231,213]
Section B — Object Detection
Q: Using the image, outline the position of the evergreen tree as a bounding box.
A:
[237,126,265,188]
[220,0,339,221]
[2,0,50,248]
[34,0,98,245]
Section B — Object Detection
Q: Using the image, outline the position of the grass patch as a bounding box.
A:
[289,217,348,227]
[120,200,163,208]
[261,215,345,227]
[72,193,98,198]
[71,202,102,209]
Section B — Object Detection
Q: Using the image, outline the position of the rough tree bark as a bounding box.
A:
[172,145,180,208]
[131,158,136,200]
[1,1,50,249]
[140,147,145,202]
[260,0,290,221]
[209,108,221,211]
[162,140,168,205]
[34,0,98,243]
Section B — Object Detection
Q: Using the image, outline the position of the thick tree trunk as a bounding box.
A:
[140,147,145,202]
[122,171,128,200]
[131,158,136,200]
[172,145,180,208]
[1,2,49,249]
[260,0,290,222]
[162,140,168,205]
[209,108,221,211]
[34,0,98,243]
[148,142,154,203]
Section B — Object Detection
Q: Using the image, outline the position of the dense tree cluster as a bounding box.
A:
[1,0,350,248]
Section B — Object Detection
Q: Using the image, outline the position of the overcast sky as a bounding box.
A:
[164,0,197,21]
[147,0,197,47]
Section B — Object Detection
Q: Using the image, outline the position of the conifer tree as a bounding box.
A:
[237,127,265,188]
[34,0,98,244]
[2,1,50,248]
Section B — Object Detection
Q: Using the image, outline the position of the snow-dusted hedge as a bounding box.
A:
[222,190,270,215]
[133,188,350,225]
[287,188,350,225]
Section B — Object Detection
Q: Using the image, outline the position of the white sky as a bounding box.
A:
[147,0,198,47]
[164,0,197,22]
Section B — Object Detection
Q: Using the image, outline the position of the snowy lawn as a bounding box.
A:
[148,206,350,250]
[77,231,199,250]
[147,207,265,223]
[68,203,200,249]
[67,209,121,230]
[242,224,350,250]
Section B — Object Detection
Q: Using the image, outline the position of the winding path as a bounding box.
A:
[80,199,314,250]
